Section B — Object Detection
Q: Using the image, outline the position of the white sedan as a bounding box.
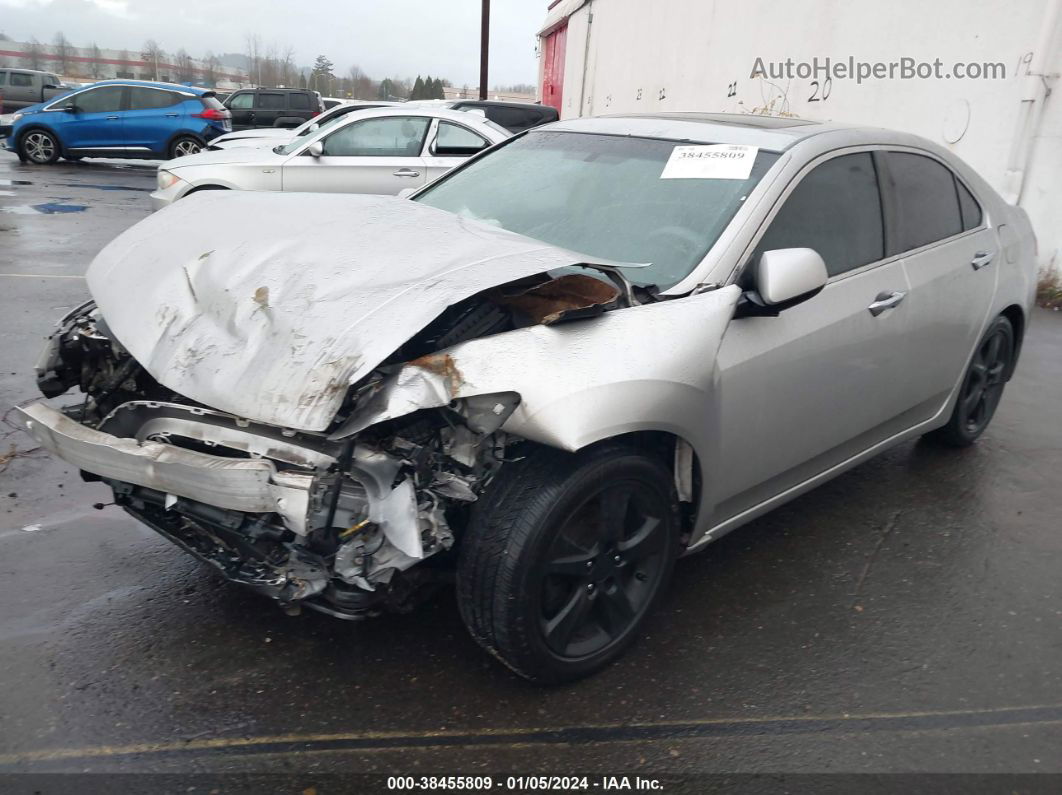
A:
[150,107,511,209]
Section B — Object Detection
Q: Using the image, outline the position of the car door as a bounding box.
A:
[61,85,128,152]
[123,86,183,154]
[226,91,255,130]
[254,91,287,128]
[281,115,430,194]
[712,150,918,523]
[422,119,492,183]
[879,151,998,419]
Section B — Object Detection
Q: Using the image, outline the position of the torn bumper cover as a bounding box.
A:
[15,401,466,619]
[17,403,313,528]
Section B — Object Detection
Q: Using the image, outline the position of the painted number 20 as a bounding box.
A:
[808,77,832,102]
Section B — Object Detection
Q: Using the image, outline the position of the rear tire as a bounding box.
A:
[457,443,680,683]
[168,136,202,159]
[925,315,1015,447]
[18,129,60,164]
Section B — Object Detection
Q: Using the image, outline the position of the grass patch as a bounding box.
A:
[1037,269,1062,309]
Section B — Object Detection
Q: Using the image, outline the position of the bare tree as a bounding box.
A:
[203,51,220,87]
[22,38,45,70]
[52,31,73,75]
[244,33,261,86]
[349,64,373,99]
[280,47,297,87]
[141,39,164,81]
[89,42,104,79]
[174,48,194,83]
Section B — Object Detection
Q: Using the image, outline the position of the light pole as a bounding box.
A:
[479,0,490,100]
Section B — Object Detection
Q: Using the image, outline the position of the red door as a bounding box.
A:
[542,23,567,113]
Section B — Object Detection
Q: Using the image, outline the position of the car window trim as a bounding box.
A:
[726,143,990,290]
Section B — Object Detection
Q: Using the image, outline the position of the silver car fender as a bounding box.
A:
[334,284,743,541]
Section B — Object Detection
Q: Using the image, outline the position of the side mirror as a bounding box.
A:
[737,248,828,317]
[307,141,324,158]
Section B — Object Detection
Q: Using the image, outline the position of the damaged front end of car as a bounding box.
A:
[18,269,630,620]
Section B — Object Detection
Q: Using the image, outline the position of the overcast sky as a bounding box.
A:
[0,0,544,86]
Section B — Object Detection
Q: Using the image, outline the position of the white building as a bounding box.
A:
[0,39,248,89]
[538,0,1061,274]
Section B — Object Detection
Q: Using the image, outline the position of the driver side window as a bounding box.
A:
[321,116,430,157]
[752,152,885,278]
[73,86,126,114]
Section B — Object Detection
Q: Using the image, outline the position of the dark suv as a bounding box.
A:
[222,88,324,130]
[447,100,558,132]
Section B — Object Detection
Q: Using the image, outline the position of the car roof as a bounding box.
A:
[86,79,213,95]
[545,112,877,152]
[451,100,555,112]
[328,104,510,131]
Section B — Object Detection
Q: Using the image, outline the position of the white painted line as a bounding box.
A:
[0,273,85,279]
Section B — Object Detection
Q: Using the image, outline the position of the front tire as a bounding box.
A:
[19,129,60,164]
[169,136,202,159]
[458,443,679,683]
[926,315,1015,447]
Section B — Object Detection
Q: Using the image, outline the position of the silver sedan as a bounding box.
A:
[149,106,510,209]
[23,113,1037,683]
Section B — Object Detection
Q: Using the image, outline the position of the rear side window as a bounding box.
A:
[289,93,311,110]
[0,72,7,87]
[228,92,254,109]
[257,92,286,110]
[434,121,490,156]
[753,152,884,278]
[956,179,983,231]
[200,95,227,112]
[885,152,963,253]
[128,87,180,110]
[10,73,33,87]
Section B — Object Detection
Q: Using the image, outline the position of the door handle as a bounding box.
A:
[867,290,907,316]
[165,112,179,118]
[106,115,119,120]
[971,250,995,270]
[393,168,420,177]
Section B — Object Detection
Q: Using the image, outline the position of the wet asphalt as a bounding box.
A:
[0,154,1060,785]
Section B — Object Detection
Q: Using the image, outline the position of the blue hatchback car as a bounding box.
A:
[3,79,232,164]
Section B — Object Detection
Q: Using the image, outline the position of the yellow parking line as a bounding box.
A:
[0,273,85,279]
[1,703,1060,765]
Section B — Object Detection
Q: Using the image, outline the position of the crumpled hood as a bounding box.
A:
[87,191,583,430]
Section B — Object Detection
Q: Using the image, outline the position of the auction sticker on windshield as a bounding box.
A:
[660,144,758,179]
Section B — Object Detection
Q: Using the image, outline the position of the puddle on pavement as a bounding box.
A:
[0,202,88,215]
[0,179,33,187]
[57,182,151,193]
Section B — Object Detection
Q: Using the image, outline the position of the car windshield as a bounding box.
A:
[414,131,779,290]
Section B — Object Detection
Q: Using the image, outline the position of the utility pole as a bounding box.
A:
[479,0,490,100]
